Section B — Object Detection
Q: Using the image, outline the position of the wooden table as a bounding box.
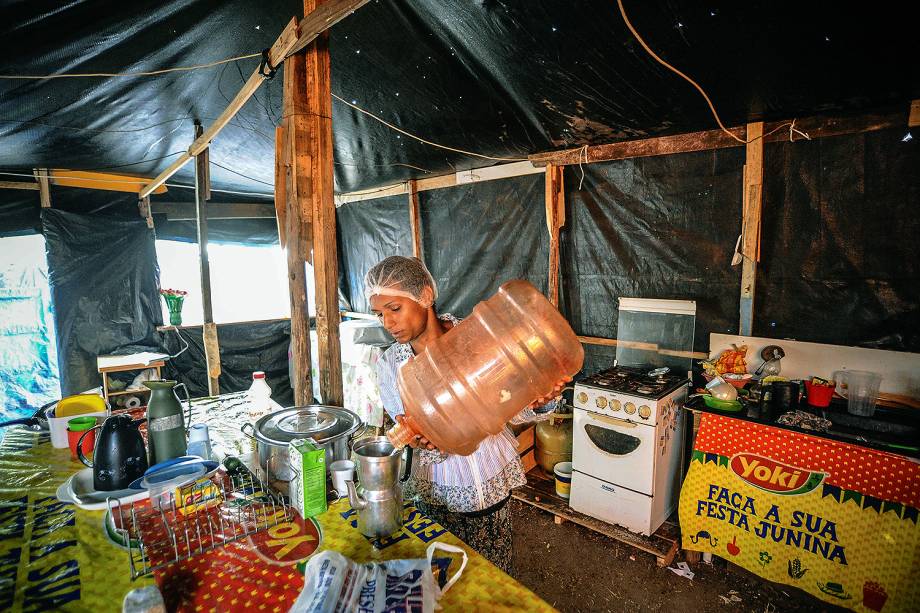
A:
[0,392,556,612]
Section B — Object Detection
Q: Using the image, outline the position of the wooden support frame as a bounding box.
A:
[33,169,51,208]
[305,0,343,407]
[910,100,920,128]
[408,179,423,260]
[545,164,564,307]
[279,31,314,406]
[529,110,906,167]
[139,1,367,199]
[0,181,39,190]
[151,202,275,220]
[138,195,153,228]
[739,122,764,336]
[193,123,221,395]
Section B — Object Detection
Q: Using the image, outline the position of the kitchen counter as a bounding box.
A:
[683,395,920,458]
[0,392,555,612]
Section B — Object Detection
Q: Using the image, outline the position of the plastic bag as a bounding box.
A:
[290,541,468,613]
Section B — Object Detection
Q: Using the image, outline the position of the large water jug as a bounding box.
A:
[387,279,584,455]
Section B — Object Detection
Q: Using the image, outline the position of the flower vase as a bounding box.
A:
[164,296,184,326]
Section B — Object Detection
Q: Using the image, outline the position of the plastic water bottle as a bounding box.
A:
[247,372,273,423]
[388,279,583,455]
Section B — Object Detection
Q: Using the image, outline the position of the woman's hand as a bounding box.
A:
[395,414,438,451]
[524,374,572,410]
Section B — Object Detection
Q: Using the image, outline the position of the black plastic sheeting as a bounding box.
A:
[158,320,294,407]
[41,209,163,395]
[2,1,918,204]
[755,128,920,351]
[336,194,415,314]
[419,174,548,317]
[560,152,743,374]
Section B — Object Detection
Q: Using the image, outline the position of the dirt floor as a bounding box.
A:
[508,500,846,613]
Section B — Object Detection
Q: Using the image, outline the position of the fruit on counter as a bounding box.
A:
[714,344,749,374]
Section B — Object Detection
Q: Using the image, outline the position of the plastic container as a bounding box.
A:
[834,370,883,417]
[553,461,573,499]
[388,279,584,456]
[248,372,273,419]
[804,380,835,407]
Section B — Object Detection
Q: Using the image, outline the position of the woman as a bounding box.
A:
[366,255,551,573]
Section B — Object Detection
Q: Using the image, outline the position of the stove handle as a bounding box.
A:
[589,413,637,429]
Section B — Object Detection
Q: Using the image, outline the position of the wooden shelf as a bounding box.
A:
[106,389,152,397]
[511,468,681,567]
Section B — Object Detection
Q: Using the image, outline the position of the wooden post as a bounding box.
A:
[408,179,423,260]
[739,122,764,336]
[545,164,565,307]
[280,35,314,406]
[138,195,153,228]
[33,168,51,208]
[305,0,343,407]
[194,123,221,395]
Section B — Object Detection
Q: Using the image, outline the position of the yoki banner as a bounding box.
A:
[679,413,920,612]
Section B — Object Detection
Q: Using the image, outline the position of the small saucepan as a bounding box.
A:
[0,400,57,432]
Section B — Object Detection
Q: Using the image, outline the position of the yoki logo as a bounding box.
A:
[729,453,826,495]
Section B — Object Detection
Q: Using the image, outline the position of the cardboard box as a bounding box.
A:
[288,439,327,518]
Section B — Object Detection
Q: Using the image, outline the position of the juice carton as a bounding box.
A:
[289,438,327,518]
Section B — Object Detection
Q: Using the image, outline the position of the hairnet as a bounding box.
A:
[364,256,438,306]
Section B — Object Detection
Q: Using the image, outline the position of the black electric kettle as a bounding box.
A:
[78,414,148,491]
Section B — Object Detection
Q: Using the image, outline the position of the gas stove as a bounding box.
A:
[581,366,688,400]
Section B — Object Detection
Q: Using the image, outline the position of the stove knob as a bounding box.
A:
[577,392,588,405]
[638,405,651,419]
[610,399,622,411]
[624,402,636,415]
[595,396,608,409]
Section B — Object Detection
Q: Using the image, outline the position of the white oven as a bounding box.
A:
[572,407,658,495]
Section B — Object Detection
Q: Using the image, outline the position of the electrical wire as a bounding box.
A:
[332,94,529,162]
[0,53,262,80]
[616,0,809,144]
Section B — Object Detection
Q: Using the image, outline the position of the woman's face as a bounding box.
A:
[370,293,429,344]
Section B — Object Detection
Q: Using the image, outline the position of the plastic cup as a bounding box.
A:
[329,460,355,498]
[67,417,97,460]
[187,424,213,460]
[553,461,573,499]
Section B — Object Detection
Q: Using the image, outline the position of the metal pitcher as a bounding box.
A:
[345,437,412,538]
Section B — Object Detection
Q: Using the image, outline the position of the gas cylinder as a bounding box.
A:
[535,412,573,476]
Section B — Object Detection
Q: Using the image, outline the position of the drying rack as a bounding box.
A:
[108,469,295,580]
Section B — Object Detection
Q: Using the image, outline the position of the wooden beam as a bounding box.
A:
[305,0,343,407]
[529,110,906,167]
[150,202,275,220]
[408,179,423,260]
[740,122,764,337]
[33,169,51,207]
[545,164,564,307]
[910,100,920,128]
[274,125,288,247]
[138,195,153,228]
[0,181,38,190]
[50,169,167,194]
[140,2,366,199]
[281,35,314,406]
[193,123,220,395]
[577,335,708,359]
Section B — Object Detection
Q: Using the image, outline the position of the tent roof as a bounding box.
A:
[1,0,918,199]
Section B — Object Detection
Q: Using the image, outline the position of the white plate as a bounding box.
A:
[56,468,150,511]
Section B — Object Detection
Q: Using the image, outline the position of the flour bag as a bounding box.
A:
[289,542,468,613]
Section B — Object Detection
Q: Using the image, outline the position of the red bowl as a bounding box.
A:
[703,373,751,389]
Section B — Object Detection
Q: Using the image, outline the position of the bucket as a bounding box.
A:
[804,380,834,407]
[553,461,573,499]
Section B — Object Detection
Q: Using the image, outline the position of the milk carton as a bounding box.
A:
[288,438,327,517]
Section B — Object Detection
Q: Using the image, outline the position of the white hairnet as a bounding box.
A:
[364,256,438,306]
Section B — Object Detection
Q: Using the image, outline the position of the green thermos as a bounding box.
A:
[143,380,190,464]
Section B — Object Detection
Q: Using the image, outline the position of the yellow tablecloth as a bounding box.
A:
[0,394,554,612]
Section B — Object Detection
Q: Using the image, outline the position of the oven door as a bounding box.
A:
[572,408,656,495]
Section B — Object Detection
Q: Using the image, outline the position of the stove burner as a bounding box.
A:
[581,366,687,399]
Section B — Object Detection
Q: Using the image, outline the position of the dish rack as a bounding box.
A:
[107,469,294,579]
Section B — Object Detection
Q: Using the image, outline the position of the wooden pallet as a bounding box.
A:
[512,468,681,567]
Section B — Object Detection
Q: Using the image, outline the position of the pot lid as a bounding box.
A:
[252,405,362,446]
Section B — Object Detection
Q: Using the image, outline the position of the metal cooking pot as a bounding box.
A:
[0,400,57,431]
[242,405,363,482]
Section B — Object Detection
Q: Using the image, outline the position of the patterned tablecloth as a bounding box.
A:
[0,393,554,612]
